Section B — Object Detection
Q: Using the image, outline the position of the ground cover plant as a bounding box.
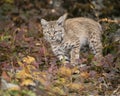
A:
[0,0,120,96]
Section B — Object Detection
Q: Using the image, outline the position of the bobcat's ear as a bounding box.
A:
[41,19,48,27]
[57,13,67,26]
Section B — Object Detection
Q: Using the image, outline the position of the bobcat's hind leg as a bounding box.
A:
[89,38,103,58]
[89,34,103,65]
[70,44,80,66]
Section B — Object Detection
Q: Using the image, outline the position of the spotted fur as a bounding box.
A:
[41,14,103,66]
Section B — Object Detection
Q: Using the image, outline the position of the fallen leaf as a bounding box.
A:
[18,61,23,66]
[58,66,72,77]
[80,71,90,79]
[22,56,35,64]
[68,83,84,91]
[54,78,67,86]
[72,67,80,74]
[21,79,36,86]
[52,87,65,95]
[16,69,32,79]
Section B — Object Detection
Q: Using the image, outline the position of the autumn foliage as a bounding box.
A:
[0,0,120,96]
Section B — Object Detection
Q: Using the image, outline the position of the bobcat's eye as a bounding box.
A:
[54,31,57,33]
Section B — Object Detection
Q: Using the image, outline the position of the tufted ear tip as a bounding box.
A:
[57,13,68,26]
[41,19,48,27]
[63,13,68,19]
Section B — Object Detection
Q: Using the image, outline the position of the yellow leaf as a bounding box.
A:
[18,61,23,67]
[68,83,84,91]
[16,70,25,79]
[54,78,67,85]
[52,87,65,95]
[16,69,32,79]
[22,56,35,64]
[58,66,72,77]
[59,78,66,84]
[72,67,80,74]
[21,79,35,86]
[80,71,90,79]
[8,86,20,91]
[26,65,36,73]
[38,78,46,85]
[34,72,47,86]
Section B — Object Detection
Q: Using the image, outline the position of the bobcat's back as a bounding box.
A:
[65,17,102,35]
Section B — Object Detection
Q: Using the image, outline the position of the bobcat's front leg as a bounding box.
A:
[52,46,70,64]
[70,44,80,66]
[58,54,70,64]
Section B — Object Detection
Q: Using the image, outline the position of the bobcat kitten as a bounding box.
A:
[41,14,103,66]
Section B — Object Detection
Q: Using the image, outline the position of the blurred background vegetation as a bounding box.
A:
[0,0,120,96]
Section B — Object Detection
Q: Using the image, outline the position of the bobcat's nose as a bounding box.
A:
[51,37,55,40]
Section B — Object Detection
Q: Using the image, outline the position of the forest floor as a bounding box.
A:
[0,0,120,96]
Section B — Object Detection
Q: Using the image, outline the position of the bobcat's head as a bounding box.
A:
[41,14,67,43]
